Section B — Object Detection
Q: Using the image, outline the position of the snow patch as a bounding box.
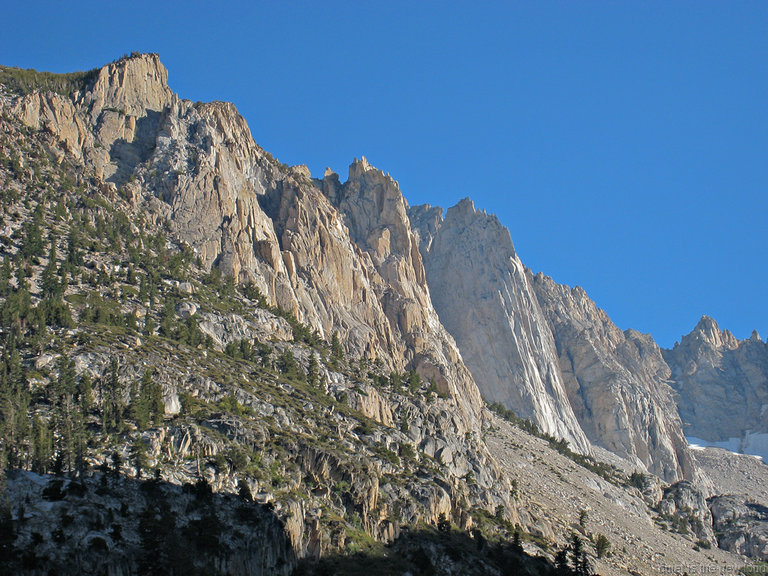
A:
[687,434,768,464]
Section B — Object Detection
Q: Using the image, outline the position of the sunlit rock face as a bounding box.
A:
[410,199,591,454]
[410,196,699,482]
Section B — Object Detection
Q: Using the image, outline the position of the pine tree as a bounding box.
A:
[13,257,29,292]
[569,533,583,573]
[407,370,421,392]
[237,479,252,502]
[41,243,61,300]
[0,337,30,468]
[111,451,122,478]
[569,533,593,576]
[131,438,148,478]
[0,257,11,299]
[71,410,87,477]
[143,313,155,336]
[102,359,124,432]
[139,370,164,426]
[594,533,610,558]
[77,373,93,414]
[554,548,570,576]
[54,357,77,472]
[130,378,149,430]
[20,216,44,260]
[512,529,523,553]
[277,349,301,381]
[66,226,83,273]
[31,415,53,474]
[139,274,149,302]
[131,373,155,430]
[158,296,176,338]
[330,331,343,365]
[306,352,320,387]
[577,551,592,576]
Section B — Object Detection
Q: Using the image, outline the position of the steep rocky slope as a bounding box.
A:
[664,316,768,459]
[485,420,740,575]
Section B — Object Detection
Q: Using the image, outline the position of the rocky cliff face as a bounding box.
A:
[410,199,591,454]
[9,53,482,422]
[664,316,768,453]
[12,53,174,182]
[409,197,696,481]
[531,273,699,483]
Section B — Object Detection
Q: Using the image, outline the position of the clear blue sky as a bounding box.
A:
[2,1,766,347]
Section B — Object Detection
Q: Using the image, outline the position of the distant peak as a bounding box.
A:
[348,156,374,180]
[455,197,475,213]
[444,197,501,228]
[750,329,762,342]
[694,315,719,332]
[323,167,338,179]
[691,316,722,344]
[685,315,738,349]
[347,156,401,191]
[440,197,515,255]
[443,198,476,221]
[349,155,371,172]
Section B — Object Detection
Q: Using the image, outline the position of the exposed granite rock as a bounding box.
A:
[1,53,755,573]
[531,273,699,483]
[663,316,768,452]
[410,199,590,453]
[260,171,402,365]
[710,495,768,559]
[197,308,293,348]
[12,53,173,181]
[410,197,698,481]
[659,481,716,545]
[333,161,483,420]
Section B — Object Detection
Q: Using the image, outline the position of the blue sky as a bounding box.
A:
[2,1,766,347]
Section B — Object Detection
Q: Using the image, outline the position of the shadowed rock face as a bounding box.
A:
[531,272,700,483]
[5,470,297,576]
[663,316,768,446]
[410,199,591,454]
